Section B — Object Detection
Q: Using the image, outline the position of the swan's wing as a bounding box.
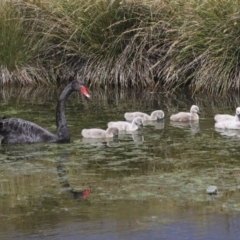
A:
[124,113,135,121]
[0,118,57,144]
[214,114,235,122]
[215,120,240,130]
[108,121,127,131]
[82,129,106,138]
[170,112,191,122]
[124,112,147,121]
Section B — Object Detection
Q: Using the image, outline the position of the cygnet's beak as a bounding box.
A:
[197,110,201,115]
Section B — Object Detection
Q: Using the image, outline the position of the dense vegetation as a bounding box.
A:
[1,0,240,95]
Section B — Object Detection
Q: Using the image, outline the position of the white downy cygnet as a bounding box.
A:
[124,110,164,121]
[108,117,144,132]
[214,107,240,122]
[81,127,119,138]
[170,105,200,122]
[215,120,240,130]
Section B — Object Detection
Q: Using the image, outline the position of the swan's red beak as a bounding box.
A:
[80,86,90,98]
[82,189,90,199]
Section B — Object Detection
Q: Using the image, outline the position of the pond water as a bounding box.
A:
[1,86,240,239]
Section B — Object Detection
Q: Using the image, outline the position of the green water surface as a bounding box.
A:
[0,86,240,239]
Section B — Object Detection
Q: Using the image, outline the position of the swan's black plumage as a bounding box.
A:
[0,80,89,144]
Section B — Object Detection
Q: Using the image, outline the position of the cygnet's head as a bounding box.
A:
[236,107,240,116]
[108,127,119,137]
[190,105,200,115]
[235,107,240,121]
[155,110,165,119]
[133,117,144,128]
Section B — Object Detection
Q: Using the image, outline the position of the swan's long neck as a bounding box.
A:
[236,114,240,121]
[56,84,73,141]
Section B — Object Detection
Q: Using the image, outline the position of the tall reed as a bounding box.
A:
[1,0,240,95]
[0,0,50,85]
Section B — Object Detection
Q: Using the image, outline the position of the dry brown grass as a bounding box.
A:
[1,0,240,95]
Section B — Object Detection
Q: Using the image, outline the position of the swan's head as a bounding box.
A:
[133,117,144,128]
[190,105,200,115]
[236,107,240,121]
[72,80,90,98]
[236,107,240,115]
[108,127,119,137]
[153,110,165,119]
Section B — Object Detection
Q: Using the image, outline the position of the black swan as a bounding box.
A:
[0,80,90,144]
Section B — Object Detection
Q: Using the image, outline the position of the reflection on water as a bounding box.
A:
[145,119,165,130]
[131,132,144,144]
[170,120,200,134]
[1,86,240,239]
[117,131,145,144]
[81,137,120,148]
[215,128,240,138]
[57,153,90,201]
[80,132,144,146]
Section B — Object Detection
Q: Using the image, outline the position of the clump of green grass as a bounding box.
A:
[161,0,240,95]
[0,0,49,85]
[46,0,185,89]
[36,0,163,88]
[1,0,240,95]
[192,0,240,95]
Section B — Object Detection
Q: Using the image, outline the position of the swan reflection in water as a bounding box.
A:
[215,128,240,138]
[170,121,200,134]
[81,132,144,146]
[131,132,144,144]
[57,156,90,201]
[81,137,120,148]
[115,131,144,144]
[144,120,165,130]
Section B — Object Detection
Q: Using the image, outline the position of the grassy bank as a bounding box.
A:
[1,0,240,95]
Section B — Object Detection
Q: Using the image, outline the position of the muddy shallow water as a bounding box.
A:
[1,86,240,239]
